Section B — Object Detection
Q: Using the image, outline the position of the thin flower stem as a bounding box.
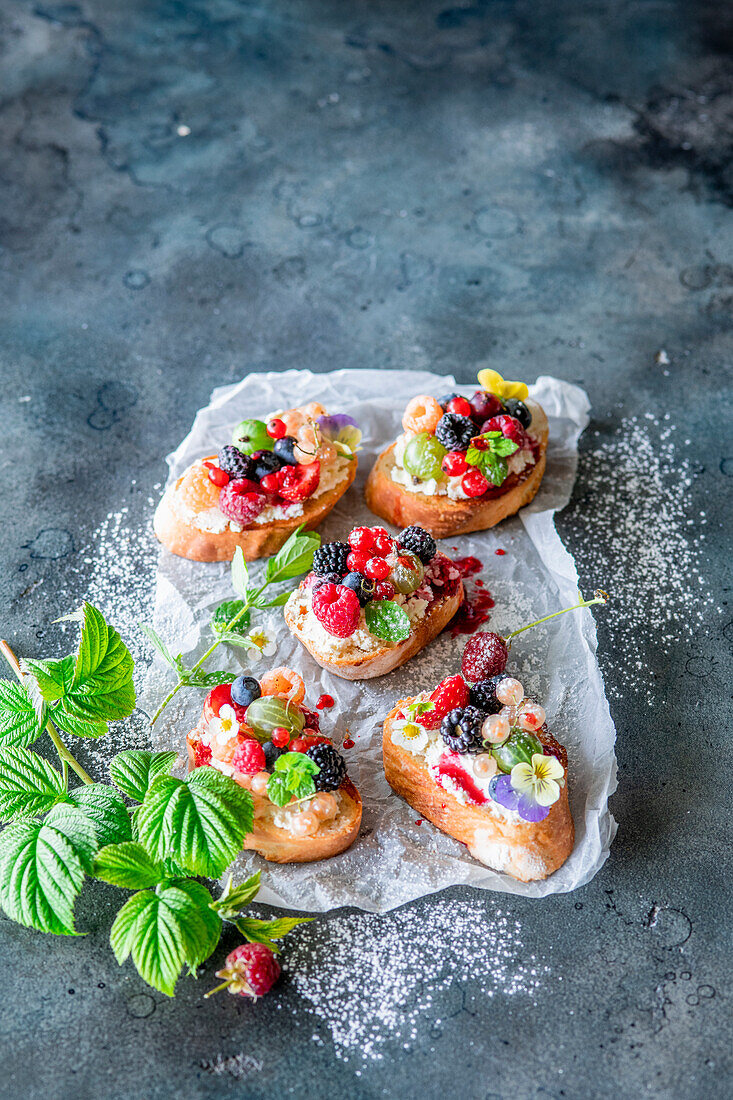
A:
[505,592,608,641]
[0,640,94,785]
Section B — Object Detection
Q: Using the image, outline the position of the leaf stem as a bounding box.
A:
[505,590,609,641]
[0,640,94,785]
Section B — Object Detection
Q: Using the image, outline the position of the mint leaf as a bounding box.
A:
[67,784,132,847]
[210,872,261,918]
[211,600,251,637]
[266,752,319,807]
[136,769,254,878]
[364,600,411,643]
[0,816,88,934]
[93,841,166,889]
[465,432,519,487]
[230,547,250,599]
[0,747,66,819]
[0,681,46,747]
[109,886,205,996]
[234,915,313,953]
[109,750,178,802]
[492,436,519,457]
[265,528,320,583]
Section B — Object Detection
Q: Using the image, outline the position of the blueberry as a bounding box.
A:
[273,435,299,466]
[231,675,262,708]
[263,741,284,768]
[341,571,376,606]
[253,450,284,480]
[503,399,532,429]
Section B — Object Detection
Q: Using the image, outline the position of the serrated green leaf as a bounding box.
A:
[230,548,250,599]
[169,880,221,970]
[364,600,411,643]
[0,747,66,819]
[265,528,320,583]
[139,624,176,667]
[0,817,87,934]
[136,769,254,878]
[43,803,99,870]
[492,436,519,457]
[67,784,132,847]
[0,681,46,748]
[233,915,313,953]
[109,750,178,802]
[69,603,136,720]
[93,841,165,889]
[25,657,74,703]
[210,871,261,918]
[51,697,108,739]
[211,600,251,636]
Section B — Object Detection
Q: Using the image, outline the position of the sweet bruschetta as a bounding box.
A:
[155,403,360,561]
[382,630,574,882]
[187,666,361,863]
[365,369,547,538]
[283,524,464,680]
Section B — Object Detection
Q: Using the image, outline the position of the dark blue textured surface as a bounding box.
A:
[1,2,731,1097]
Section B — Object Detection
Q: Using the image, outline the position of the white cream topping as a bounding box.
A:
[287,582,431,659]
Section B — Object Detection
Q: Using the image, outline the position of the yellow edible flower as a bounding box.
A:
[477,368,529,402]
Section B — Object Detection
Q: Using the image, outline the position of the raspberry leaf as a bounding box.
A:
[0,816,89,934]
[0,747,66,819]
[364,600,411,643]
[233,915,314,953]
[109,749,178,803]
[0,680,46,748]
[24,656,74,702]
[67,784,132,848]
[136,769,254,878]
[169,879,222,971]
[210,871,261,918]
[93,841,167,889]
[264,528,320,583]
[69,603,136,720]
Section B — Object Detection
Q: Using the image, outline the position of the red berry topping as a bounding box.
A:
[298,704,321,731]
[482,414,526,448]
[210,943,280,1000]
[346,549,370,573]
[370,527,390,539]
[365,557,390,581]
[260,471,283,493]
[289,737,308,754]
[419,674,470,729]
[461,632,509,681]
[271,726,290,748]
[266,418,287,439]
[193,740,212,767]
[205,464,230,487]
[374,580,396,600]
[219,479,267,524]
[312,583,361,638]
[231,738,266,775]
[279,460,320,502]
[203,683,233,723]
[317,693,335,709]
[348,527,375,551]
[446,396,473,418]
[371,533,394,557]
[469,390,503,421]
[442,451,469,476]
[462,467,490,497]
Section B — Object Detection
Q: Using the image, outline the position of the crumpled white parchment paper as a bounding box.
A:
[142,369,617,913]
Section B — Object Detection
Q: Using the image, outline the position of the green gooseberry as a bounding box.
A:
[390,550,425,595]
[492,731,543,774]
[403,432,447,481]
[244,696,305,741]
[232,418,273,455]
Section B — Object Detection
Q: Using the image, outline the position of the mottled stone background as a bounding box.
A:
[0,2,731,1097]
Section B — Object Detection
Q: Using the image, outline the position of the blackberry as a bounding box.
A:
[231,675,261,708]
[503,398,532,429]
[437,391,460,410]
[253,450,284,480]
[341,571,376,606]
[312,571,342,590]
[218,445,255,480]
[440,705,487,755]
[312,541,350,577]
[469,676,507,714]
[306,743,347,791]
[435,412,475,452]
[273,435,298,466]
[397,525,437,564]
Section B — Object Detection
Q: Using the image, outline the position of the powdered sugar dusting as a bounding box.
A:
[284,898,549,1063]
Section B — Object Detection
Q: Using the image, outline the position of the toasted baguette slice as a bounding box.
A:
[365,400,548,538]
[284,564,464,681]
[382,702,574,882]
[154,458,357,562]
[186,732,362,863]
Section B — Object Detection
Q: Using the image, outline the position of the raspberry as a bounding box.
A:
[218,445,255,480]
[442,451,469,476]
[348,527,375,551]
[462,467,490,497]
[435,412,475,452]
[311,583,361,638]
[346,549,370,573]
[482,414,526,448]
[209,943,280,1000]
[374,580,396,600]
[446,396,473,418]
[365,557,390,581]
[418,674,470,730]
[461,632,509,681]
[305,743,347,791]
[279,459,320,502]
[219,479,266,524]
[231,738,266,775]
[397,525,436,564]
[440,705,486,755]
[260,471,283,493]
[313,542,350,577]
[266,418,287,439]
[193,740,212,767]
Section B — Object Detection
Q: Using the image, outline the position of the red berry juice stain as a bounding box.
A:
[342,737,355,749]
[445,554,495,635]
[415,819,423,826]
[495,548,506,556]
[317,693,335,709]
[453,555,483,578]
[437,754,488,806]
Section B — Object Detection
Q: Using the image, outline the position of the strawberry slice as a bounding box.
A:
[279,459,320,502]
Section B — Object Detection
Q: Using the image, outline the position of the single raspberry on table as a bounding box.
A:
[481,414,526,449]
[231,738,266,775]
[219,479,267,524]
[418,674,470,729]
[206,943,280,1000]
[461,632,509,682]
[312,583,361,637]
[279,459,320,502]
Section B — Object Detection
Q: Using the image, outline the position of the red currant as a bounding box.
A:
[260,472,283,493]
[290,737,307,754]
[446,396,473,418]
[365,557,390,581]
[205,464,230,487]
[346,549,370,573]
[462,467,490,497]
[266,418,287,439]
[442,451,469,476]
[271,726,290,748]
[371,534,393,557]
[374,580,396,600]
[348,527,375,551]
[370,527,390,539]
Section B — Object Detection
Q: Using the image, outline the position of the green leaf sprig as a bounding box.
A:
[266,751,321,808]
[465,430,519,486]
[364,599,411,643]
[144,526,320,725]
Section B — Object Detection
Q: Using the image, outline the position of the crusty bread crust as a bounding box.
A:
[186,733,362,863]
[382,701,574,882]
[364,400,548,538]
[154,458,357,562]
[284,574,464,681]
